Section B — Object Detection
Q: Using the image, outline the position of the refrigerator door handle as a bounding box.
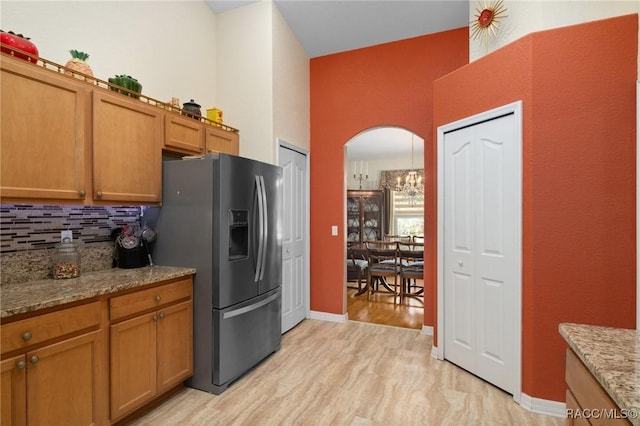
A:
[254,175,265,282]
[222,291,279,319]
[259,175,268,281]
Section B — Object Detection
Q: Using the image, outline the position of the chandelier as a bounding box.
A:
[394,134,424,201]
[395,170,423,198]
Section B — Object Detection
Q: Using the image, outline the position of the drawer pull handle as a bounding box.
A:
[22,332,32,341]
[155,295,161,303]
[30,355,39,365]
[16,361,26,370]
[159,313,165,320]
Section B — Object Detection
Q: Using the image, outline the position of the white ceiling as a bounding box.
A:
[206,0,469,58]
[346,128,423,161]
[205,0,468,160]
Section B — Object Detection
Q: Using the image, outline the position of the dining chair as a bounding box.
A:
[365,240,400,303]
[398,242,424,303]
[412,235,424,244]
[383,234,411,244]
[346,245,368,295]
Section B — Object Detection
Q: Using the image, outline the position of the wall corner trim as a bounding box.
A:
[519,393,566,418]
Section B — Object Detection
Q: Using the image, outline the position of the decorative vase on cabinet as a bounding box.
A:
[347,190,385,244]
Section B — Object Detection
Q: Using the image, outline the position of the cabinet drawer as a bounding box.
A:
[1,301,101,355]
[565,348,630,425]
[110,278,192,321]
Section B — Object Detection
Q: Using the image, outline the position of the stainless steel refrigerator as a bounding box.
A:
[153,153,282,394]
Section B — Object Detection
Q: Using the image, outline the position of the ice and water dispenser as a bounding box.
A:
[228,210,248,260]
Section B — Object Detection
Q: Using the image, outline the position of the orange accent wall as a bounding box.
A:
[433,14,637,401]
[310,28,469,319]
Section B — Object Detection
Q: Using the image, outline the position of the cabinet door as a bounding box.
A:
[92,90,162,204]
[346,195,361,243]
[205,126,239,155]
[347,190,385,243]
[110,313,157,420]
[0,57,90,202]
[362,193,384,241]
[157,300,193,393]
[1,355,26,426]
[164,113,205,155]
[26,330,102,426]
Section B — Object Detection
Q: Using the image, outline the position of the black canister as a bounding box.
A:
[182,99,201,119]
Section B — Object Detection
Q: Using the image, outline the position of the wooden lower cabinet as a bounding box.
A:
[26,331,102,425]
[109,281,193,421]
[0,277,193,425]
[1,355,26,426]
[565,348,630,426]
[0,303,103,426]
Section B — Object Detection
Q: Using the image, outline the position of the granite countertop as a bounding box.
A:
[0,265,196,319]
[559,323,640,425]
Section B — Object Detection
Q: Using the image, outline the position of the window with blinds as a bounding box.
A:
[391,190,424,236]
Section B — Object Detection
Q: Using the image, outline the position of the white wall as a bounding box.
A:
[470,0,640,77]
[346,157,424,191]
[1,1,218,110]
[272,3,310,153]
[215,1,309,163]
[215,2,274,163]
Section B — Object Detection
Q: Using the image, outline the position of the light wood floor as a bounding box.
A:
[347,280,425,330]
[129,320,563,425]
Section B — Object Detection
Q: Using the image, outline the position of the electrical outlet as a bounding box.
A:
[331,225,338,236]
[60,230,73,242]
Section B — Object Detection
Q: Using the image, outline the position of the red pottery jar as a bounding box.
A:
[0,30,38,63]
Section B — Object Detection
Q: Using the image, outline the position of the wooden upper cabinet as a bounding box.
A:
[164,114,205,155]
[0,56,91,202]
[205,126,239,156]
[92,90,162,204]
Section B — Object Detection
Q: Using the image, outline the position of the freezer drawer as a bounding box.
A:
[212,287,281,394]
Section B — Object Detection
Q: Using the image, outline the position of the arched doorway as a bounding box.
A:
[344,127,425,329]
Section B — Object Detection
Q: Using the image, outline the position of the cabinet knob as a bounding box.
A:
[199,146,204,152]
[159,313,165,320]
[155,295,161,303]
[458,260,463,266]
[30,355,39,365]
[152,315,158,322]
[16,360,26,370]
[22,332,32,341]
[79,190,86,197]
[96,191,103,198]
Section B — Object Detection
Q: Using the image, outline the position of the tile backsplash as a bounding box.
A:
[0,204,144,285]
[0,204,141,253]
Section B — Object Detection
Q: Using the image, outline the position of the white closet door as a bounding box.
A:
[443,113,517,394]
[280,145,308,333]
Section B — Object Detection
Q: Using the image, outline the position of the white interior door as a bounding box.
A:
[279,144,308,333]
[442,110,520,395]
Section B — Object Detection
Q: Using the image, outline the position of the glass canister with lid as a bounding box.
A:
[53,238,81,279]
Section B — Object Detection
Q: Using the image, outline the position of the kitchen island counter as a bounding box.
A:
[1,265,196,318]
[559,322,640,425]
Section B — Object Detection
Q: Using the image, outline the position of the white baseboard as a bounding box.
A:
[431,345,439,359]
[421,325,433,336]
[308,310,348,323]
[519,393,566,418]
